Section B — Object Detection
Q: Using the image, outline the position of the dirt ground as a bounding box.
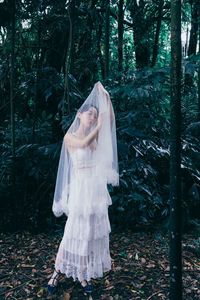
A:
[0,227,199,299]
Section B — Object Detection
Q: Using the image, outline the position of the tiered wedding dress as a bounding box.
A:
[54,133,112,282]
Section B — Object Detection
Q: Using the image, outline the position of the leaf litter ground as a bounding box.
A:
[0,228,199,299]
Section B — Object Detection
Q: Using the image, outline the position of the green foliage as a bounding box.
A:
[107,66,200,229]
[0,0,200,232]
[1,61,200,232]
[0,110,61,232]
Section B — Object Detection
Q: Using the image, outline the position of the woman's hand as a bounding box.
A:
[96,81,114,125]
[96,81,109,96]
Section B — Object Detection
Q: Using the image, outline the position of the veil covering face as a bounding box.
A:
[52,81,119,218]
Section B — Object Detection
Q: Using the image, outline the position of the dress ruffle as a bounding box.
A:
[67,174,112,217]
[55,235,111,282]
[54,170,113,282]
[63,213,111,241]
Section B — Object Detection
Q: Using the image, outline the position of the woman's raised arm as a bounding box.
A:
[64,114,103,148]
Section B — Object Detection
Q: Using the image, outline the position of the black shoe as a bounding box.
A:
[81,280,93,296]
[47,269,61,295]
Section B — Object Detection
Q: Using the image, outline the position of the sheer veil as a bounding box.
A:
[52,81,119,218]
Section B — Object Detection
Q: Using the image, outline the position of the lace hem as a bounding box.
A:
[55,236,112,281]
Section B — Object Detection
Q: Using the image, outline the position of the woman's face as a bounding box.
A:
[78,107,98,129]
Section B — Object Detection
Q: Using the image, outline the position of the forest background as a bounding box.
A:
[0,0,200,234]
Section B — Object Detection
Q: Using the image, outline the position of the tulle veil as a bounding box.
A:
[52,81,119,218]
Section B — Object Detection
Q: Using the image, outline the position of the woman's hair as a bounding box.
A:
[78,104,99,114]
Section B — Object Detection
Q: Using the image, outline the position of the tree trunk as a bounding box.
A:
[151,0,164,67]
[188,0,198,56]
[68,0,76,76]
[129,1,151,69]
[118,0,124,73]
[198,4,200,120]
[184,0,199,88]
[104,0,110,78]
[10,0,16,184]
[32,18,41,143]
[96,8,105,79]
[169,0,183,299]
[183,22,189,57]
[63,1,73,119]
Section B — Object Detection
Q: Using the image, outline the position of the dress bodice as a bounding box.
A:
[69,133,95,170]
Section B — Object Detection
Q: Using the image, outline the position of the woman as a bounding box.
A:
[47,81,119,296]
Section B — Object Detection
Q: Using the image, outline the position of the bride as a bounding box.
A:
[47,81,119,297]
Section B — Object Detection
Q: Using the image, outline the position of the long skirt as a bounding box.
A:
[54,171,112,282]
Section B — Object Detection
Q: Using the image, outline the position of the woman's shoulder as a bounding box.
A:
[64,132,80,153]
[64,132,76,141]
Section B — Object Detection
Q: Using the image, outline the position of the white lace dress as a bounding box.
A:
[54,135,112,282]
